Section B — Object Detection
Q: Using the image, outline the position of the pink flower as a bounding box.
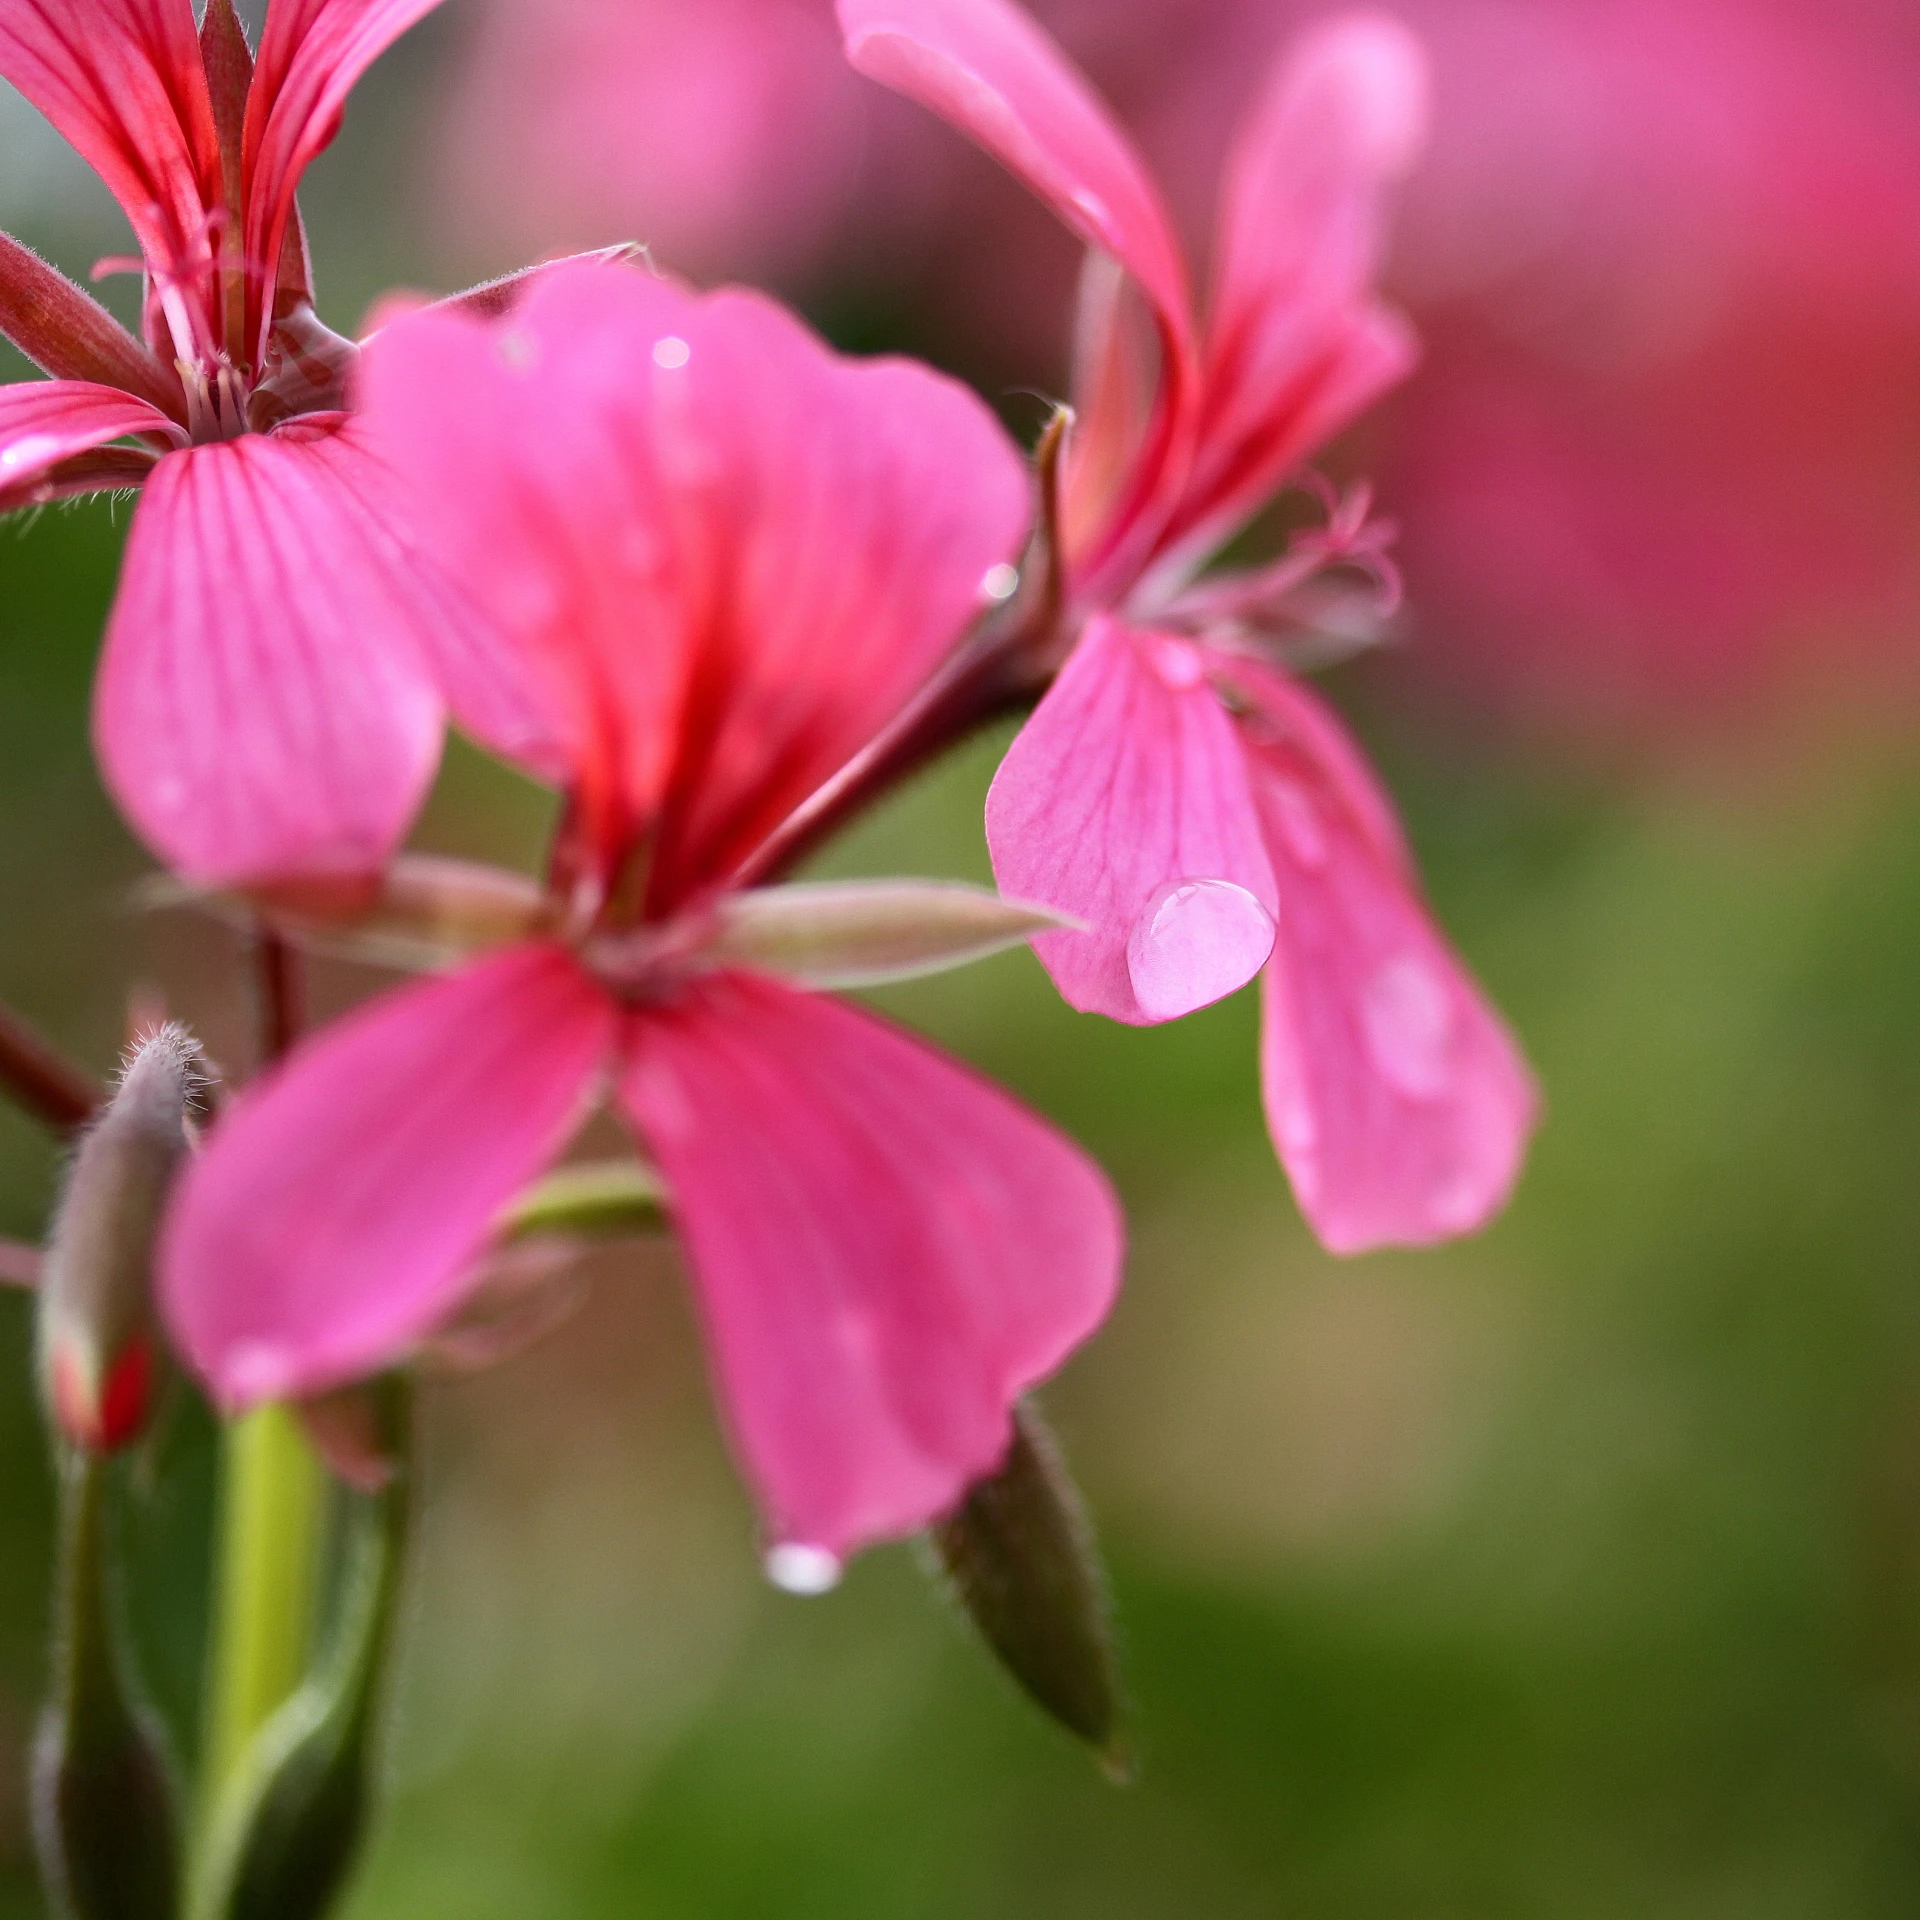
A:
[0,0,477,887]
[840,0,1536,1251]
[158,260,1123,1569]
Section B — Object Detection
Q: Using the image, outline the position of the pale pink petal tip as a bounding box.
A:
[1126,878,1275,1021]
[1291,13,1430,177]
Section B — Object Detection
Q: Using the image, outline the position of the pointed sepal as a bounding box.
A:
[926,1402,1130,1775]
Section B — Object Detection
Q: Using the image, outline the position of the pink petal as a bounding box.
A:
[1158,16,1427,575]
[241,0,447,360]
[985,616,1274,1024]
[0,379,173,506]
[361,258,1029,909]
[0,0,222,294]
[1229,664,1537,1253]
[92,424,462,887]
[619,971,1122,1563]
[836,0,1198,592]
[159,942,613,1409]
[0,233,184,415]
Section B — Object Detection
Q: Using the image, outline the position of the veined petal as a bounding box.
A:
[0,0,221,307]
[1228,663,1537,1253]
[1160,16,1426,572]
[0,379,173,504]
[0,233,183,415]
[361,259,1029,909]
[837,0,1197,589]
[92,425,461,887]
[159,942,614,1409]
[242,0,448,360]
[986,616,1275,1024]
[619,972,1121,1563]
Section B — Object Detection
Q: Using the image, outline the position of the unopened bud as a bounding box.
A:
[927,1403,1130,1777]
[38,1028,204,1452]
[707,880,1074,991]
[34,1453,181,1920]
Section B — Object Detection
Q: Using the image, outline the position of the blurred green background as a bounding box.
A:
[8,9,1920,1917]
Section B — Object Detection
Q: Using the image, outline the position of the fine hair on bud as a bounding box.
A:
[38,1026,208,1453]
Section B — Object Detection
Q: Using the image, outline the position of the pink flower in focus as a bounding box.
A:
[841,0,1536,1251]
[0,0,475,887]
[159,260,1123,1569]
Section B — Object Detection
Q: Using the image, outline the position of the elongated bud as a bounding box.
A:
[33,1453,181,1920]
[706,880,1074,990]
[39,1028,204,1452]
[196,1382,413,1920]
[927,1403,1130,1778]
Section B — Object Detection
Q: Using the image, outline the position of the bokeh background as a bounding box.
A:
[7,1,1920,1913]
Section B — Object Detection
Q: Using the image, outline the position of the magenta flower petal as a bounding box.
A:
[1232,666,1538,1253]
[0,380,173,501]
[0,0,221,279]
[92,426,456,887]
[1163,16,1428,572]
[361,259,1029,909]
[242,0,448,357]
[837,0,1191,351]
[620,970,1122,1563]
[159,942,613,1410]
[986,616,1275,1025]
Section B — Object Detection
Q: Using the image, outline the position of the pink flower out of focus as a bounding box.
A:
[159,259,1123,1572]
[840,0,1536,1252]
[0,0,482,888]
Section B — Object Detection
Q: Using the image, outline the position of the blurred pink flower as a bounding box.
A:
[435,0,1920,741]
[0,0,471,886]
[843,0,1535,1252]
[159,260,1123,1569]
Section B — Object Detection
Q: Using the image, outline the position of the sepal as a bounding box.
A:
[926,1402,1130,1775]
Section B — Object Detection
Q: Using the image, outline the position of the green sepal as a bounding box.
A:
[498,1158,666,1242]
[193,1380,414,1920]
[33,1450,182,1920]
[926,1401,1132,1778]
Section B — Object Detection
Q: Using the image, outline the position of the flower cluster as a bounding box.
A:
[0,0,1537,1874]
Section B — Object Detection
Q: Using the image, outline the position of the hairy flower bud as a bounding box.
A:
[39,1028,204,1452]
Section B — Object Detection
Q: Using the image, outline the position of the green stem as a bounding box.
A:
[199,1407,326,1823]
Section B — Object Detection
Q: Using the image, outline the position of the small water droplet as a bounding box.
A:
[765,1543,842,1595]
[652,334,691,371]
[1361,952,1454,1099]
[1269,782,1327,870]
[1141,633,1206,691]
[1127,878,1274,1020]
[1070,188,1111,230]
[223,1340,296,1406]
[0,434,61,474]
[979,561,1020,603]
[496,329,536,371]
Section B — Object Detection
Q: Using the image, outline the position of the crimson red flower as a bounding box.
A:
[159,261,1123,1569]
[841,0,1537,1251]
[0,0,480,886]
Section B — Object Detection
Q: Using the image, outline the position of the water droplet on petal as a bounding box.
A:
[652,334,691,371]
[223,1339,296,1406]
[496,328,536,371]
[1142,633,1206,691]
[979,561,1020,603]
[1269,782,1328,871]
[1361,953,1454,1099]
[0,434,61,473]
[1127,878,1275,1021]
[765,1543,842,1595]
[1070,188,1112,230]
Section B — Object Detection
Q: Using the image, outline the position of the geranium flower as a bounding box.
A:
[0,0,484,887]
[158,260,1122,1570]
[840,0,1537,1252]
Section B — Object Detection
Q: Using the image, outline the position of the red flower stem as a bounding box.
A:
[248,924,307,1070]
[0,1002,102,1140]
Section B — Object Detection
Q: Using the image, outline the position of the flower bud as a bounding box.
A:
[38,1028,204,1453]
[928,1403,1131,1777]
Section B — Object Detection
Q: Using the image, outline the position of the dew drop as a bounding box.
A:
[765,1543,842,1595]
[979,561,1020,603]
[1361,952,1454,1100]
[1141,633,1206,691]
[0,434,60,474]
[652,334,691,371]
[1127,878,1275,1020]
[1070,187,1112,230]
[496,328,536,371]
[223,1340,296,1406]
